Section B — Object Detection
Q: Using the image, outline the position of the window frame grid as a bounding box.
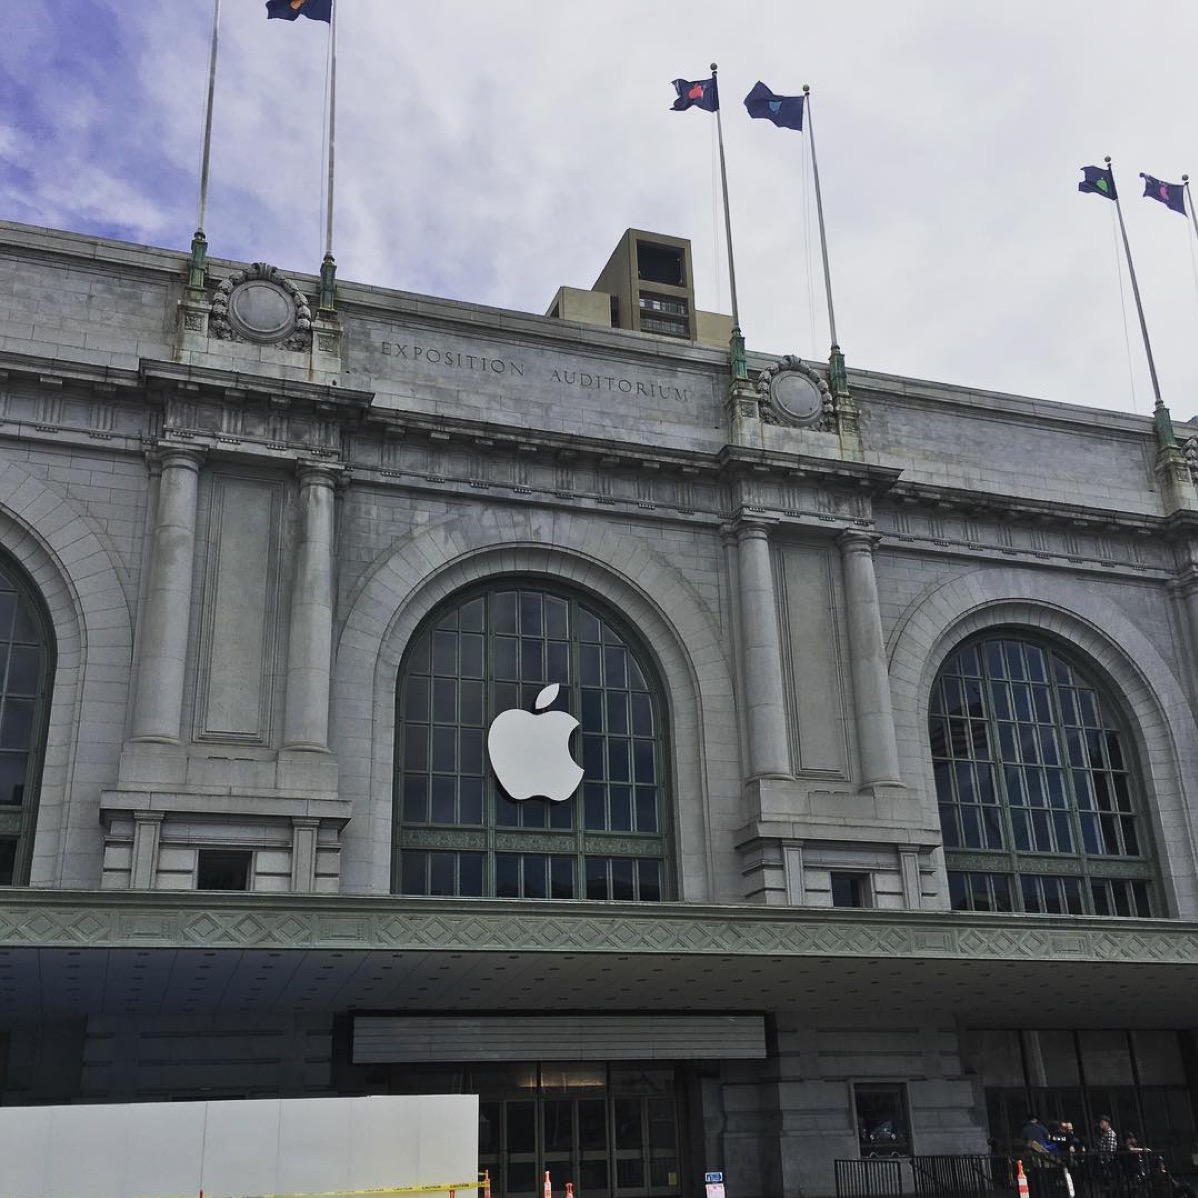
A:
[933,634,1156,917]
[0,560,54,887]
[394,584,672,901]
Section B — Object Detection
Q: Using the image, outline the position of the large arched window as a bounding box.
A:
[0,558,53,886]
[930,634,1156,916]
[394,583,671,900]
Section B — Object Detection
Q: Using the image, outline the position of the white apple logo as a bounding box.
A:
[487,683,584,802]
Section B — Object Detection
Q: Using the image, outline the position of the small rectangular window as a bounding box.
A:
[854,1083,911,1156]
[196,849,252,892]
[0,836,16,886]
[831,872,870,909]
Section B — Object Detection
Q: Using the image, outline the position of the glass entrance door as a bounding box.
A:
[476,1065,681,1198]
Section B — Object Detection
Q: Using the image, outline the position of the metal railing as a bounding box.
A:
[836,1154,1180,1198]
[835,1158,905,1198]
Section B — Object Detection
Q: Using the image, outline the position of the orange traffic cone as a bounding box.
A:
[1016,1161,1030,1198]
[482,1171,491,1198]
[544,1171,552,1198]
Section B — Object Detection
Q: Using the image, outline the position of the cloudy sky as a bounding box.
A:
[3,1,1197,419]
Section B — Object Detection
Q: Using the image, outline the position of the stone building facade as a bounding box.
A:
[1,219,1198,1196]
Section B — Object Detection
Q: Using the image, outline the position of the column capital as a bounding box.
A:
[728,513,778,544]
[1172,566,1198,598]
[836,527,881,555]
[157,444,207,474]
[295,459,343,489]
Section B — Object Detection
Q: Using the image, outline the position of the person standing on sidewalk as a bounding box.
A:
[1096,1116,1119,1157]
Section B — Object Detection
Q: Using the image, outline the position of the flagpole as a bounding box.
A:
[704,63,742,378]
[1108,156,1163,406]
[1183,175,1198,247]
[802,84,838,351]
[710,63,741,336]
[319,0,338,311]
[189,0,221,288]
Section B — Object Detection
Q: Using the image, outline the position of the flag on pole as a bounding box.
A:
[1140,173,1186,215]
[743,81,805,131]
[1079,164,1117,200]
[266,0,331,22]
[671,76,719,112]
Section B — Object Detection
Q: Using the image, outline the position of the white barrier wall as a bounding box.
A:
[0,1094,479,1198]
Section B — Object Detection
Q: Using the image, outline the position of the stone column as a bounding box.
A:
[735,519,791,779]
[283,464,337,751]
[838,530,903,788]
[131,448,203,742]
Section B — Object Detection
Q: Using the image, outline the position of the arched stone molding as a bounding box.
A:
[331,506,739,899]
[0,460,135,887]
[887,567,1198,916]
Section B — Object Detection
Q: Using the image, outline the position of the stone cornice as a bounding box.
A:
[140,359,374,415]
[0,891,1196,965]
[0,351,142,395]
[886,479,1163,533]
[717,444,902,495]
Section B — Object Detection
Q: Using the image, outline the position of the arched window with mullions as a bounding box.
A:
[930,633,1158,917]
[394,583,672,901]
[0,558,54,887]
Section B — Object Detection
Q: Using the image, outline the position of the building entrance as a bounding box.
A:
[390,1062,683,1198]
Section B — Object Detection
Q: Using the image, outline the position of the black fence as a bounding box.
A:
[835,1159,906,1198]
[835,1154,1183,1198]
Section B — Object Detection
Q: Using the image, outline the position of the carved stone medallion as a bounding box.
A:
[210,263,313,351]
[756,355,833,428]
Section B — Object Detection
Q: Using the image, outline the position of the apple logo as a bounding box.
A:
[487,683,584,802]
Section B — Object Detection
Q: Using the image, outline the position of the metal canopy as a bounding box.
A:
[0,891,1195,1026]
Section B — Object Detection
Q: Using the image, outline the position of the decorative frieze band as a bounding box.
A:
[0,895,1195,965]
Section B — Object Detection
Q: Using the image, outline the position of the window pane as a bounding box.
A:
[609,785,632,832]
[638,859,662,902]
[611,858,635,901]
[550,856,574,899]
[428,851,455,896]
[400,851,426,895]
[636,786,659,833]
[403,776,428,823]
[586,858,608,900]
[522,855,547,900]
[0,752,28,807]
[459,853,484,896]
[0,699,35,750]
[496,854,519,898]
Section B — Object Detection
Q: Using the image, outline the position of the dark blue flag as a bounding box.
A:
[743,81,805,131]
[266,0,332,21]
[671,77,719,113]
[1140,173,1186,216]
[1078,165,1117,200]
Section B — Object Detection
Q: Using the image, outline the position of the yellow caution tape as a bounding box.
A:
[119,1181,487,1198]
[233,1184,486,1198]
